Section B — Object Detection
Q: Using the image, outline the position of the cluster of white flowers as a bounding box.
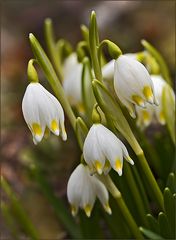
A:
[22,49,173,217]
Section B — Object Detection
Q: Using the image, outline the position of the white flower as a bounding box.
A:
[102,54,137,81]
[114,55,157,118]
[136,75,173,127]
[63,53,83,108]
[102,59,115,80]
[83,124,134,176]
[67,163,111,217]
[22,82,67,144]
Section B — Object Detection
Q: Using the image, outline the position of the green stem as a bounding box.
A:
[124,164,149,227]
[89,11,102,81]
[44,18,63,81]
[29,33,76,130]
[137,152,164,210]
[100,175,143,239]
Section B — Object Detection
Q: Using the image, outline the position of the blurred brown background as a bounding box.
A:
[1,1,175,239]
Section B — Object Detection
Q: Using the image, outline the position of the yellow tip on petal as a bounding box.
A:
[115,159,122,176]
[32,123,42,136]
[84,204,92,217]
[71,205,78,217]
[132,95,145,108]
[94,161,103,174]
[159,111,166,125]
[62,128,67,141]
[126,156,134,165]
[143,86,154,103]
[51,119,59,135]
[104,202,112,215]
[142,110,151,126]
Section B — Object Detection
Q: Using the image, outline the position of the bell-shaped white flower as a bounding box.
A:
[114,55,157,118]
[67,163,111,217]
[136,75,173,127]
[83,124,134,176]
[22,82,67,144]
[102,54,137,81]
[63,53,83,109]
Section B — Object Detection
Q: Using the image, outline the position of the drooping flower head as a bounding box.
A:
[83,124,134,176]
[63,53,83,108]
[102,54,137,81]
[136,75,174,127]
[114,55,157,118]
[67,163,111,217]
[22,82,67,144]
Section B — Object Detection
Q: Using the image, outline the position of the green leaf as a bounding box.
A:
[139,227,164,240]
[166,172,176,194]
[44,18,63,81]
[146,214,159,234]
[162,84,175,144]
[81,57,95,120]
[29,164,82,239]
[92,79,142,155]
[141,39,172,86]
[158,212,171,239]
[89,11,102,81]
[1,177,39,240]
[164,188,175,237]
[75,117,89,149]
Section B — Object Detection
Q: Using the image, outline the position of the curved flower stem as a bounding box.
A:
[29,34,76,130]
[137,152,164,210]
[99,174,144,239]
[98,39,122,66]
[44,18,63,81]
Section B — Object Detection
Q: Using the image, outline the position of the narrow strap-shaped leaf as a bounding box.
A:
[158,212,171,239]
[139,227,164,240]
[164,188,175,237]
[1,177,39,240]
[29,164,82,239]
[44,18,63,81]
[141,40,172,86]
[89,11,102,81]
[166,172,176,194]
[81,57,95,121]
[146,214,159,234]
[92,79,143,155]
[132,166,151,213]
[124,163,148,227]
